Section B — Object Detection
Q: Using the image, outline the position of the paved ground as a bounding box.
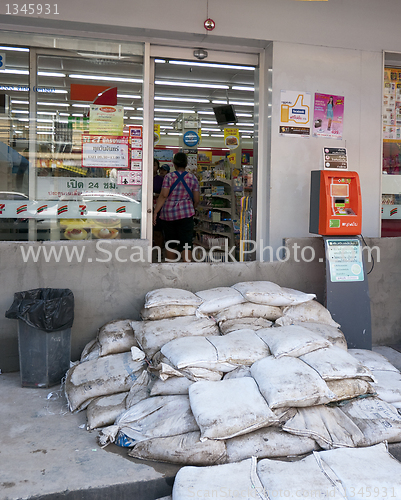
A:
[2,346,401,500]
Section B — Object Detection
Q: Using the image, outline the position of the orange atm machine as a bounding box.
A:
[309,170,362,235]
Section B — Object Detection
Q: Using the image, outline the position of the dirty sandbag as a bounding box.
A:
[5,288,74,331]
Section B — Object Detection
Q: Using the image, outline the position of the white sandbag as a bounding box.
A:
[223,366,252,379]
[219,317,272,334]
[65,352,146,412]
[97,319,138,356]
[86,392,128,430]
[226,427,320,462]
[140,305,197,321]
[161,336,236,373]
[316,442,401,498]
[299,345,375,381]
[189,377,278,440]
[369,370,401,403]
[181,367,223,381]
[134,315,219,358]
[232,281,315,307]
[275,300,341,328]
[152,359,223,382]
[326,378,374,401]
[255,325,331,358]
[143,287,202,308]
[339,396,401,446]
[195,286,246,316]
[251,356,336,409]
[257,454,347,499]
[80,338,101,362]
[172,457,268,500]
[98,395,199,446]
[348,349,400,373]
[283,405,365,449]
[207,329,271,365]
[150,376,194,396]
[125,370,151,408]
[289,321,347,350]
[215,302,282,323]
[128,431,227,465]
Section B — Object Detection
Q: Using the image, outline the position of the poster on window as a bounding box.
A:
[82,135,129,168]
[313,93,344,139]
[279,90,311,136]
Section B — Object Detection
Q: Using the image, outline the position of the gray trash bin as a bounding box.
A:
[5,288,74,388]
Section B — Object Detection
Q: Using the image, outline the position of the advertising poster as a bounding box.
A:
[224,127,240,149]
[82,135,129,168]
[313,93,344,139]
[383,68,401,140]
[279,90,311,136]
[89,105,124,135]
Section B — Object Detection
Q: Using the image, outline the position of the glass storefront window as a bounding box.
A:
[0,34,144,241]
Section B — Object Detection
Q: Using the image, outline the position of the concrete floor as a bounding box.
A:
[0,372,180,500]
[2,347,401,500]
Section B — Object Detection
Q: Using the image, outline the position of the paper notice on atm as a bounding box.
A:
[279,90,311,137]
[326,238,364,282]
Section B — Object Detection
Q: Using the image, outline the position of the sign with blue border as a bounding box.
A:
[183,130,199,147]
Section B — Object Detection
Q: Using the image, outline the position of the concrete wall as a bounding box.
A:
[2,237,401,372]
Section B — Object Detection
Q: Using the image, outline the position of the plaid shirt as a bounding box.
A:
[160,171,199,221]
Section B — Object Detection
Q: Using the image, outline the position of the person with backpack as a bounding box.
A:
[153,152,200,262]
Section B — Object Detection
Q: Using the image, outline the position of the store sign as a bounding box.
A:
[82,135,129,169]
[89,104,124,135]
[183,130,199,147]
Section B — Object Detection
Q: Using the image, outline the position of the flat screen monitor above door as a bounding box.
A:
[213,104,237,125]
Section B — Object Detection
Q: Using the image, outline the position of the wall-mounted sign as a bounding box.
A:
[279,90,311,136]
[183,130,200,147]
[323,147,348,170]
[314,93,344,139]
[82,135,129,168]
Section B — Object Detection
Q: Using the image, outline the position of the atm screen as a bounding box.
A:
[330,183,349,197]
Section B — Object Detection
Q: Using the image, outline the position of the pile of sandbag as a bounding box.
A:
[64,281,401,469]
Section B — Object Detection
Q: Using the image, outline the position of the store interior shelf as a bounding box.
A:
[195,215,232,227]
[194,227,231,237]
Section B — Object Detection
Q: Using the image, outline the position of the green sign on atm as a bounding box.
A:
[329,219,340,228]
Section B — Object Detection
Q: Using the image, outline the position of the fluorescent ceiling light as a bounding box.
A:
[155,59,166,63]
[129,116,143,120]
[168,132,181,135]
[0,68,28,75]
[155,117,175,122]
[59,113,70,116]
[0,46,29,52]
[37,126,53,129]
[38,102,70,107]
[12,110,29,114]
[38,71,66,77]
[155,96,210,103]
[242,135,251,138]
[168,60,255,71]
[161,125,174,129]
[117,94,141,99]
[11,100,29,105]
[198,148,212,150]
[72,104,89,108]
[212,100,254,107]
[14,131,23,134]
[197,111,214,115]
[38,111,57,116]
[239,130,253,133]
[124,106,135,110]
[69,74,142,83]
[236,122,254,126]
[237,113,253,117]
[53,89,68,94]
[232,86,254,91]
[155,80,229,90]
[202,128,220,132]
[72,113,83,117]
[211,134,224,137]
[154,108,194,113]
[201,120,218,124]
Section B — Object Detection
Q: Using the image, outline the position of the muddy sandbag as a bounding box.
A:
[283,404,364,449]
[143,288,202,309]
[151,358,223,382]
[80,338,101,362]
[150,376,194,396]
[65,351,146,412]
[133,315,219,358]
[257,453,347,499]
[232,281,316,307]
[189,377,278,440]
[172,457,268,500]
[219,317,273,334]
[299,345,375,382]
[195,287,246,316]
[255,324,331,358]
[86,392,128,430]
[275,300,340,328]
[251,356,336,409]
[128,431,227,465]
[369,370,401,403]
[289,321,347,350]
[98,395,199,447]
[215,302,282,323]
[125,370,151,407]
[226,426,320,462]
[140,305,197,321]
[316,442,401,498]
[97,319,138,356]
[348,349,400,373]
[339,396,401,445]
[326,378,374,402]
